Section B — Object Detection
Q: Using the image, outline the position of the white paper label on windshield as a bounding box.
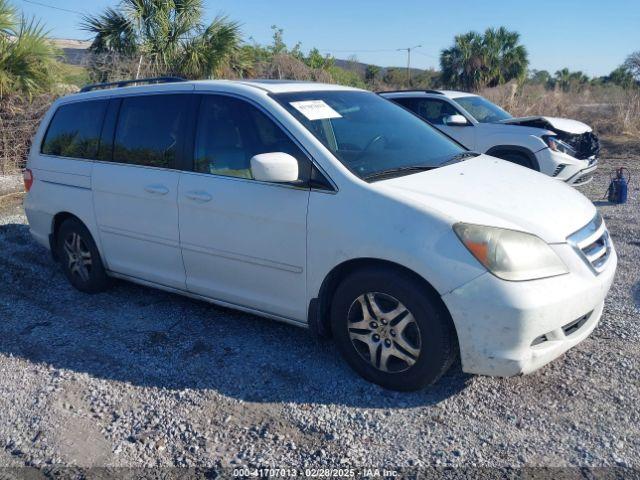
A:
[289,100,342,121]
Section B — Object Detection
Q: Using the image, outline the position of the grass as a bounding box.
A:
[58,63,90,88]
[481,83,640,138]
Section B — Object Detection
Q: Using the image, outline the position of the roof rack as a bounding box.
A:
[79,76,186,93]
[377,89,443,95]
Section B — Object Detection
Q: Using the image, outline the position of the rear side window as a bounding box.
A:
[41,100,108,159]
[113,95,188,169]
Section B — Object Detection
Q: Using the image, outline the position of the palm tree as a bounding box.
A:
[0,0,61,97]
[82,0,242,80]
[553,68,573,92]
[440,27,528,91]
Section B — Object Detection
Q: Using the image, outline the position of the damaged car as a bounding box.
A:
[381,90,600,186]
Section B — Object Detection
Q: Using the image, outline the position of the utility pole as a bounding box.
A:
[397,45,422,87]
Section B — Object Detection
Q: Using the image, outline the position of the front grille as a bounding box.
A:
[553,164,566,177]
[568,213,611,274]
[562,312,591,336]
[530,311,592,347]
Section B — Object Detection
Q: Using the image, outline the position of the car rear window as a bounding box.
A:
[113,94,189,169]
[41,100,108,159]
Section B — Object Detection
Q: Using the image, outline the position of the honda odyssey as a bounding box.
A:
[23,78,616,391]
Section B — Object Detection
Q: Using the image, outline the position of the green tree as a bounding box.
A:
[552,68,590,92]
[605,65,636,88]
[624,51,640,81]
[365,64,380,83]
[82,0,242,80]
[304,47,333,70]
[0,0,61,97]
[528,69,551,85]
[327,65,365,88]
[439,27,528,91]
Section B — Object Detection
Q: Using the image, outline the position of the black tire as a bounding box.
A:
[56,217,111,293]
[330,267,457,391]
[496,151,535,170]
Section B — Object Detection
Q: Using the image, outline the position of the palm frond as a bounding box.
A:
[177,15,241,78]
[0,0,16,36]
[82,7,138,55]
[0,14,61,98]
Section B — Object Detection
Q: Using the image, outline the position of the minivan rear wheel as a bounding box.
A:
[330,267,457,391]
[57,218,110,293]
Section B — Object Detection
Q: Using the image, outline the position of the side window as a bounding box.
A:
[395,98,459,125]
[113,94,188,168]
[194,95,310,181]
[41,100,107,159]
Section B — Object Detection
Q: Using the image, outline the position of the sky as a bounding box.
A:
[15,0,640,77]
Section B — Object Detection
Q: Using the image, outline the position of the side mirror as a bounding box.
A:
[250,152,299,183]
[443,114,469,126]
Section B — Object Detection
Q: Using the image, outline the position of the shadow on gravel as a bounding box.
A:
[0,223,470,408]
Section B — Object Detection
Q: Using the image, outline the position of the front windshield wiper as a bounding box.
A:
[363,165,436,182]
[439,151,480,166]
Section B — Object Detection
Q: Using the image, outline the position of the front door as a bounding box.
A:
[178,94,311,321]
[395,97,476,150]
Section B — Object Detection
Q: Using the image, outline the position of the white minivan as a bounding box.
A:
[24,78,616,391]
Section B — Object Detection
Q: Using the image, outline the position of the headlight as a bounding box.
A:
[453,223,569,281]
[543,135,577,157]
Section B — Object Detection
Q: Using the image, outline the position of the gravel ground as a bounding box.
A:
[0,173,22,197]
[0,144,638,474]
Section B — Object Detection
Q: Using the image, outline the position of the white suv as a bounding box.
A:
[381,90,599,186]
[24,79,616,391]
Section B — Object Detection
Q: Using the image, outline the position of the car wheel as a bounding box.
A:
[498,151,535,170]
[57,218,110,293]
[330,267,457,391]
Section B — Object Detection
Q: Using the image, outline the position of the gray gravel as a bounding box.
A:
[0,146,638,472]
[0,173,22,197]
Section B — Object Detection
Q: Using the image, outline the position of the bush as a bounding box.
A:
[0,93,54,173]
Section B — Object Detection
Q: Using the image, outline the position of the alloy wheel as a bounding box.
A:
[347,292,422,373]
[63,232,92,282]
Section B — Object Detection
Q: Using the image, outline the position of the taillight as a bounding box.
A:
[23,168,33,192]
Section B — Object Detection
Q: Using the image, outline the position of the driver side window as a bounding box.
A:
[397,98,461,125]
[194,95,310,181]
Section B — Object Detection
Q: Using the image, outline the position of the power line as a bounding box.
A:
[319,48,400,53]
[413,50,437,59]
[20,0,84,15]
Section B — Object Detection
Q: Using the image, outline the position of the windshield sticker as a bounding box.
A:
[289,100,342,121]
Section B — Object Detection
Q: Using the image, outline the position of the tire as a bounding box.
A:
[56,218,111,293]
[330,267,457,391]
[495,151,535,170]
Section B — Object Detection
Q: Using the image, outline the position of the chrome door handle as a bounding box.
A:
[145,184,169,195]
[185,190,212,203]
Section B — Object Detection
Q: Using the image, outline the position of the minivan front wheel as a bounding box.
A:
[331,267,457,391]
[57,218,110,293]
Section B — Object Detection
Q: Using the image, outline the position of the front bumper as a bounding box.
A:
[441,241,617,377]
[536,148,598,186]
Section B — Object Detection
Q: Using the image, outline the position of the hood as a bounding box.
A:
[499,116,592,134]
[377,155,595,243]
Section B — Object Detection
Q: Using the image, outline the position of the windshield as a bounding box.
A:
[454,96,512,123]
[273,91,466,181]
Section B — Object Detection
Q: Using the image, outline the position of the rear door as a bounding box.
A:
[92,91,192,289]
[178,94,311,321]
